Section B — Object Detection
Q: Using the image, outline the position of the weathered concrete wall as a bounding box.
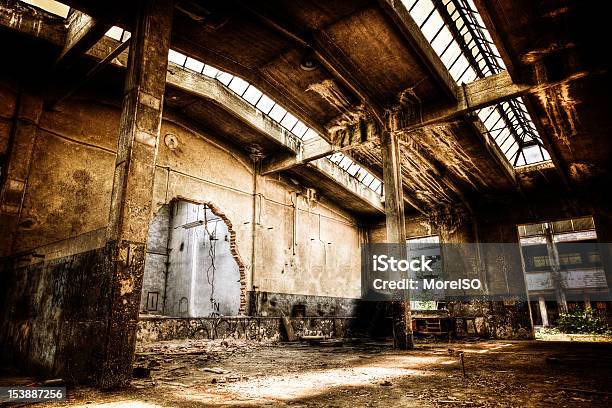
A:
[252,175,362,301]
[0,88,364,380]
[0,91,118,380]
[151,117,363,315]
[14,98,117,253]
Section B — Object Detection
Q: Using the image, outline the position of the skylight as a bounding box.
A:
[18,0,70,17]
[402,0,551,167]
[106,27,384,196]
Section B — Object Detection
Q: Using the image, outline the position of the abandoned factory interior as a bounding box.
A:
[1,0,611,406]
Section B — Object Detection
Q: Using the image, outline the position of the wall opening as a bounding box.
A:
[518,216,610,326]
[140,199,246,317]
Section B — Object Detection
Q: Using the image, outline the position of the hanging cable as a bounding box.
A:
[202,205,219,314]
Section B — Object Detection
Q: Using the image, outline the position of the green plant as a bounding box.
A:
[556,307,611,335]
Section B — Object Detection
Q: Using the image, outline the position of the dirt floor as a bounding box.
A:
[7,338,612,407]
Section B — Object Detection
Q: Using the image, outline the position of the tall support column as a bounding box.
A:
[538,295,549,327]
[544,223,568,314]
[99,0,173,388]
[381,130,413,349]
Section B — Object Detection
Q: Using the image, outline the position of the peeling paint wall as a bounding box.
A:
[0,86,364,380]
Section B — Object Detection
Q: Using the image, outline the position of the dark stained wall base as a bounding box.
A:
[0,240,149,387]
[247,290,361,318]
[0,244,113,384]
[137,316,362,343]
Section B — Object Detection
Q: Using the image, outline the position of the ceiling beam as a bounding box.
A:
[391,70,530,133]
[377,0,458,102]
[54,10,113,68]
[306,158,385,214]
[261,117,380,175]
[260,138,334,176]
[0,1,65,44]
[166,64,301,153]
[233,1,387,129]
[48,38,131,110]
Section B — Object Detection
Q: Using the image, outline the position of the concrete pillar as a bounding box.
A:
[544,223,568,314]
[98,0,173,388]
[538,296,549,327]
[584,294,591,310]
[381,130,413,349]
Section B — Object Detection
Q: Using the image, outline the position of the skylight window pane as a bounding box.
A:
[228,77,249,95]
[268,104,287,122]
[242,86,263,105]
[303,129,318,141]
[280,112,299,131]
[524,145,544,164]
[168,49,187,66]
[430,27,453,56]
[403,0,419,11]
[339,157,352,170]
[370,179,382,193]
[347,163,360,176]
[495,128,512,144]
[202,65,219,78]
[216,71,234,86]
[484,110,501,129]
[499,134,515,153]
[462,31,475,49]
[20,0,70,17]
[449,55,469,81]
[255,94,275,113]
[440,42,461,67]
[106,26,123,41]
[459,66,478,83]
[291,121,309,138]
[421,10,444,42]
[409,0,435,27]
[506,143,519,163]
[184,57,204,73]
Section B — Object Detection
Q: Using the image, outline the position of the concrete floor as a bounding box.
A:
[16,338,609,407]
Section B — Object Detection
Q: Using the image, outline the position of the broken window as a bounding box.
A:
[406,235,441,311]
[518,216,608,321]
